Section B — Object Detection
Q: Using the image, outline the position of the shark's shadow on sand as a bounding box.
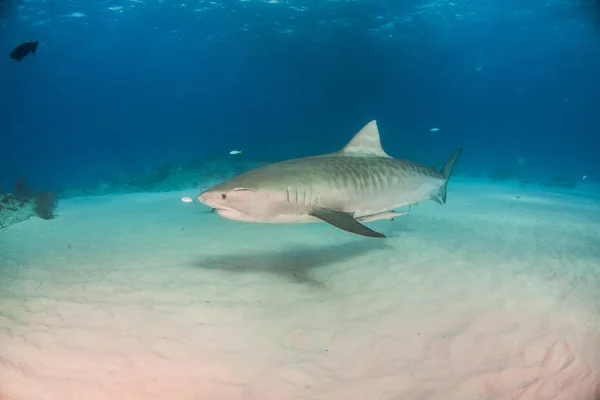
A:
[191,240,391,287]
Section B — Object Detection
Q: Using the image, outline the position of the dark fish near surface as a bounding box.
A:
[9,41,39,62]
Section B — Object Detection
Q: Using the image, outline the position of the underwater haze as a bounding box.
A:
[1,0,600,189]
[2,1,600,399]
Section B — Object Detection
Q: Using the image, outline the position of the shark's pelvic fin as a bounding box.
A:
[431,147,463,205]
[309,207,386,238]
[355,211,408,223]
[337,120,391,158]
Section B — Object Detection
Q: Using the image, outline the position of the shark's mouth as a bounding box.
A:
[215,207,247,221]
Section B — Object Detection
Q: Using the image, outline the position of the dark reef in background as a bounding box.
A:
[486,166,578,188]
[0,176,58,221]
[53,157,270,197]
[14,176,34,202]
[488,167,515,182]
[34,191,56,219]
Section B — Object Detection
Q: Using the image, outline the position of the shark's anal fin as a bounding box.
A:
[309,207,386,238]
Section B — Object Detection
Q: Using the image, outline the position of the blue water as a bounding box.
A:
[1,0,600,193]
[3,3,600,396]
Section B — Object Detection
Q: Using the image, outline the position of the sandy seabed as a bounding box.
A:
[1,178,600,400]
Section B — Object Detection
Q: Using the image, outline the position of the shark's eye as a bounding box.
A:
[221,194,227,200]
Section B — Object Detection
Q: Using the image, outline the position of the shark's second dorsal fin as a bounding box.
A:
[337,120,391,158]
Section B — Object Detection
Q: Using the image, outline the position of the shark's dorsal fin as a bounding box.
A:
[337,120,391,158]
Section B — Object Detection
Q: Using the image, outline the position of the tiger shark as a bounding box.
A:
[197,120,462,238]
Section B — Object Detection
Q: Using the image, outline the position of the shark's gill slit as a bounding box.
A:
[313,193,320,205]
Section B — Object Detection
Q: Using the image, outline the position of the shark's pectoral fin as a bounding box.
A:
[309,207,386,238]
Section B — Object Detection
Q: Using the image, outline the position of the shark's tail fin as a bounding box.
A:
[431,148,463,205]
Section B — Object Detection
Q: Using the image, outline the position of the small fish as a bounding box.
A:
[9,41,39,62]
[582,175,587,180]
[430,127,439,132]
[229,150,243,155]
[181,196,194,203]
[61,12,87,18]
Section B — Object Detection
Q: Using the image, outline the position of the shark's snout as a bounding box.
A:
[197,188,238,212]
[196,188,258,222]
[196,192,208,205]
[196,190,221,208]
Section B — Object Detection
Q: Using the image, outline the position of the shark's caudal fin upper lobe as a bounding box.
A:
[431,148,463,205]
